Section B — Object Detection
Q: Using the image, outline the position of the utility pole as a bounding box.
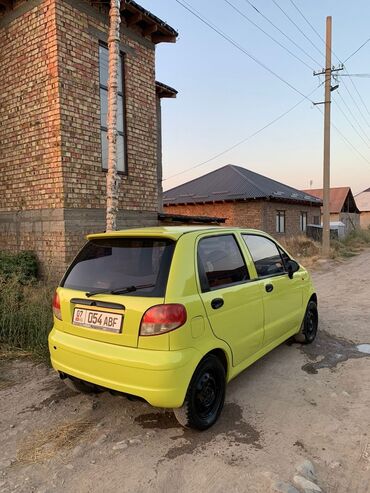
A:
[313,16,343,257]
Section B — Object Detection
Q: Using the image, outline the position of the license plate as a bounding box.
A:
[73,307,123,334]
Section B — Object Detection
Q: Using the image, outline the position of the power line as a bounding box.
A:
[333,97,370,148]
[270,0,324,63]
[344,72,370,121]
[340,77,370,128]
[315,106,370,169]
[242,0,321,67]
[336,90,370,142]
[288,0,327,46]
[337,74,370,78]
[343,37,370,63]
[288,2,370,128]
[222,0,313,71]
[173,0,316,103]
[164,84,323,182]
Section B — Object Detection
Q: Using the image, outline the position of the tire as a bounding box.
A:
[173,354,226,430]
[294,300,318,344]
[63,377,102,394]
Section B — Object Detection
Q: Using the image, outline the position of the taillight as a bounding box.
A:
[52,291,62,320]
[140,304,187,336]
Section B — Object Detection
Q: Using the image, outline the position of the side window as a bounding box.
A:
[242,235,285,278]
[197,235,249,291]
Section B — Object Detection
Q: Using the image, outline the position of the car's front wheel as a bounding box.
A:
[294,300,318,344]
[173,354,226,430]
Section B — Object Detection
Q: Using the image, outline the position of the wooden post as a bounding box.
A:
[322,16,332,257]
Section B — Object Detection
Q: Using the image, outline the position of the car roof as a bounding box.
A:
[87,226,265,241]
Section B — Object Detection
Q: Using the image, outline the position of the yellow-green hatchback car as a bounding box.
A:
[49,226,318,430]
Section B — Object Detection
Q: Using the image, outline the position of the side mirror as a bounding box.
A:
[286,260,300,279]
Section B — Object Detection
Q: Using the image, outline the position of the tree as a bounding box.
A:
[106,0,121,232]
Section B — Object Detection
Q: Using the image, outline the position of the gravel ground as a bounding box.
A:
[0,249,369,493]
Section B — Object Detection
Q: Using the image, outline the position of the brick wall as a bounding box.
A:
[0,0,162,276]
[0,0,62,212]
[0,0,66,272]
[56,0,159,212]
[164,201,263,229]
[164,200,321,237]
[262,201,322,237]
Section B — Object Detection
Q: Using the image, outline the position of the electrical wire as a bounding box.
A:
[288,0,327,46]
[163,84,323,182]
[339,77,370,128]
[287,1,370,128]
[173,0,316,103]
[343,37,370,64]
[337,74,370,78]
[270,0,324,63]
[333,97,370,148]
[222,0,314,71]
[336,91,370,143]
[242,0,321,67]
[315,105,370,169]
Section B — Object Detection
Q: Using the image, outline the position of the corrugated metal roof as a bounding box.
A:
[301,187,359,213]
[355,189,370,212]
[164,165,322,206]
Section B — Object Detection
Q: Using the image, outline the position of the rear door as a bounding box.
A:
[196,233,264,367]
[242,234,303,347]
[57,237,175,348]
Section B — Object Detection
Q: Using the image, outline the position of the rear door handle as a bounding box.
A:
[265,283,274,293]
[211,298,224,309]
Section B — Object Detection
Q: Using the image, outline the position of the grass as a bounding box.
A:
[280,235,321,269]
[16,419,93,463]
[0,275,54,362]
[281,228,370,268]
[331,228,370,259]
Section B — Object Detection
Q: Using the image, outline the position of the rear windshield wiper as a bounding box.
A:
[86,283,155,298]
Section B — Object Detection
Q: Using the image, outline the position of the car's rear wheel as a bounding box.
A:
[173,354,226,430]
[294,300,318,344]
[63,377,102,394]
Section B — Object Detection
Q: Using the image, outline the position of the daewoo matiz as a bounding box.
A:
[49,227,318,430]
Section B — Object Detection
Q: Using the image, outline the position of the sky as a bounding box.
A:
[138,0,370,194]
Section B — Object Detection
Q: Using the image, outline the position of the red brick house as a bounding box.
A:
[0,0,177,275]
[164,165,322,237]
[301,187,360,234]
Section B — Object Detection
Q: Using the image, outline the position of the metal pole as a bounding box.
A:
[322,16,332,257]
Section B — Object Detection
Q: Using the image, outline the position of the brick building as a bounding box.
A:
[301,187,360,234]
[0,0,177,275]
[164,165,322,237]
[355,188,370,229]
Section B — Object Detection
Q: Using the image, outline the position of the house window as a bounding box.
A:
[300,212,307,232]
[99,44,126,173]
[313,215,320,225]
[276,211,285,233]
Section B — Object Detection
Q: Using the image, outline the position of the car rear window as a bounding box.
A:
[61,237,175,297]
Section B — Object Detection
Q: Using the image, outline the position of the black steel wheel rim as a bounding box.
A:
[194,371,222,420]
[305,309,317,340]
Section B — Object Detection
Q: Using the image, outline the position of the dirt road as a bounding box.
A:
[1,250,370,493]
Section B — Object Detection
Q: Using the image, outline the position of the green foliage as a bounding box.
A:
[331,228,370,259]
[0,276,54,361]
[0,251,38,282]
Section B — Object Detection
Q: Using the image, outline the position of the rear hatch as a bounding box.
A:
[57,236,175,348]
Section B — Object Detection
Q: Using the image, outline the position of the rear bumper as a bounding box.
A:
[48,328,200,408]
